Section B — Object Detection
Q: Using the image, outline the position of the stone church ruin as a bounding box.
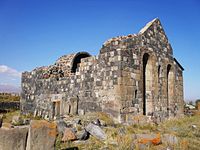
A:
[20,18,184,123]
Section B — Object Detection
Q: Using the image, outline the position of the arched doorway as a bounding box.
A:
[71,52,91,73]
[142,53,153,115]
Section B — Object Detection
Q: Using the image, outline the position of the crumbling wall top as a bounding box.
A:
[22,51,91,80]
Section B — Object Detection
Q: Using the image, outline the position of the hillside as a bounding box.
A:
[0,93,20,102]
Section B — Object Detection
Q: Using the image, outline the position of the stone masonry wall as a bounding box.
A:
[21,18,184,123]
[21,52,123,122]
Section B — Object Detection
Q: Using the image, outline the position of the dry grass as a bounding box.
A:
[1,110,42,124]
[3,110,200,149]
[96,112,115,126]
[1,110,20,123]
[67,114,200,150]
[158,115,200,150]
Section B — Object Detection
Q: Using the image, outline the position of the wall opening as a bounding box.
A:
[52,101,60,119]
[135,90,138,104]
[133,89,138,106]
[68,105,71,114]
[52,102,55,118]
[71,52,90,73]
[135,90,137,99]
[158,65,161,101]
[158,65,161,79]
[143,53,153,115]
[67,97,79,115]
[167,64,174,116]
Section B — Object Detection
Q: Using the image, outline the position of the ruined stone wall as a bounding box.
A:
[21,18,184,123]
[99,18,184,122]
[21,51,123,121]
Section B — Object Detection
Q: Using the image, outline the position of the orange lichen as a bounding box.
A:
[138,133,161,145]
[151,133,161,145]
[180,139,189,150]
[62,128,77,142]
[48,130,57,137]
[31,120,56,129]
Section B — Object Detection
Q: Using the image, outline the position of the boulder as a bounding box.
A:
[12,115,23,125]
[71,118,82,128]
[134,133,161,145]
[23,118,30,125]
[93,119,101,126]
[0,126,29,150]
[76,129,90,140]
[62,128,77,142]
[56,120,67,134]
[162,134,178,145]
[85,123,106,140]
[26,120,57,150]
[74,118,82,125]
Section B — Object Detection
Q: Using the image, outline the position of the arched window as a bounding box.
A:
[157,65,161,101]
[167,64,174,116]
[71,52,91,73]
[134,89,138,104]
[158,65,161,79]
[135,90,137,99]
[142,53,154,115]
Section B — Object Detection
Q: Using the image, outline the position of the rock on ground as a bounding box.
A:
[56,120,67,134]
[162,134,178,145]
[134,133,161,145]
[0,126,29,150]
[85,123,106,140]
[12,115,22,125]
[76,129,90,140]
[26,120,57,150]
[62,128,77,142]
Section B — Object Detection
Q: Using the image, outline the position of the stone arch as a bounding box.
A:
[167,64,174,116]
[71,52,91,73]
[142,53,155,115]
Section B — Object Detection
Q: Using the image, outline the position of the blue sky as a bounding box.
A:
[0,0,199,100]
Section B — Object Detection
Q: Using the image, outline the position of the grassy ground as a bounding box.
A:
[1,110,200,149]
[58,114,200,150]
[158,115,200,150]
[0,110,42,124]
[1,110,20,123]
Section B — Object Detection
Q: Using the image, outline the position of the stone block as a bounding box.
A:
[85,123,106,140]
[0,126,29,150]
[26,120,57,150]
[62,128,77,141]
